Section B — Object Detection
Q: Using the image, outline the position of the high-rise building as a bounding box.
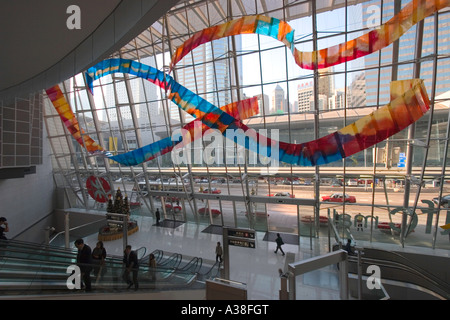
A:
[101,57,158,122]
[272,85,286,113]
[363,0,450,107]
[173,38,243,122]
[255,93,270,116]
[350,72,366,108]
[329,90,347,110]
[310,94,328,111]
[317,67,335,109]
[297,81,314,113]
[297,68,335,112]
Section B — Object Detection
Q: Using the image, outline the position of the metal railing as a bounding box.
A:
[49,218,106,248]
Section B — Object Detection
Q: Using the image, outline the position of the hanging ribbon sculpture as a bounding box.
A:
[101,97,259,166]
[47,0,445,166]
[85,59,430,166]
[170,0,450,70]
[46,79,259,166]
[45,85,105,154]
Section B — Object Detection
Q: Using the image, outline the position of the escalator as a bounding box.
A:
[0,239,219,296]
[328,213,450,300]
[346,248,450,300]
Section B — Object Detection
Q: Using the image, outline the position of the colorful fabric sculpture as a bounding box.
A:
[46,85,104,154]
[46,80,258,166]
[47,0,443,166]
[170,0,450,70]
[86,59,430,166]
[105,98,259,166]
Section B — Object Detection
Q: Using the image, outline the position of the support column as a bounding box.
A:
[64,212,70,249]
[222,227,230,280]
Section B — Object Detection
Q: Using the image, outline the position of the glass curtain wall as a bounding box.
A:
[44,0,450,250]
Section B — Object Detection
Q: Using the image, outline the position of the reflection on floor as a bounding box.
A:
[83,215,342,300]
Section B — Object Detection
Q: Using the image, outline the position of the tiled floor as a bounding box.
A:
[83,215,342,300]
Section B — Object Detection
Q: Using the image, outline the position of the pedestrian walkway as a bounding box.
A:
[83,215,341,300]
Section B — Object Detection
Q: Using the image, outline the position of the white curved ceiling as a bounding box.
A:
[0,0,181,103]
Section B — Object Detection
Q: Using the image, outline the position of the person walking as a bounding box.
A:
[0,217,9,240]
[356,215,364,231]
[215,242,223,263]
[155,208,161,226]
[92,241,107,280]
[274,233,285,256]
[344,238,354,256]
[123,245,139,290]
[74,239,93,291]
[148,253,157,281]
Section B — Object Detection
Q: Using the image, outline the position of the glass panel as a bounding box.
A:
[220,199,236,228]
[42,0,450,252]
[235,200,251,229]
[267,203,298,235]
[299,204,317,237]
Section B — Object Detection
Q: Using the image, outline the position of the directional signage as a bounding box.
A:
[223,227,256,249]
[228,238,256,248]
[398,152,406,168]
[227,228,255,239]
[222,227,257,279]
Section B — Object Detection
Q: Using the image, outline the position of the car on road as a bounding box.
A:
[432,194,450,207]
[198,208,221,215]
[322,193,356,203]
[267,192,295,198]
[346,179,358,186]
[203,188,221,194]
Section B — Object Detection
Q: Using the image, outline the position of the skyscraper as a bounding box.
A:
[272,85,286,113]
[297,81,314,113]
[363,0,450,107]
[101,56,158,123]
[255,93,270,116]
[350,72,366,108]
[317,67,335,109]
[173,37,243,122]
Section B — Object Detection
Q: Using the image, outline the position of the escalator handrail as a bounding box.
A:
[348,254,450,299]
[178,256,203,274]
[153,249,164,263]
[0,244,145,274]
[2,240,146,268]
[358,257,449,299]
[2,243,210,294]
[158,253,182,268]
[200,261,221,280]
[0,246,78,262]
[2,239,77,255]
[48,218,107,245]
[356,247,450,291]
[139,249,164,266]
[0,255,123,273]
[1,244,127,266]
[0,253,200,294]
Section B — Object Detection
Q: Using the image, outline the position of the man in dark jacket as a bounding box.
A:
[274,233,285,256]
[74,238,93,291]
[123,245,139,290]
[155,208,161,226]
